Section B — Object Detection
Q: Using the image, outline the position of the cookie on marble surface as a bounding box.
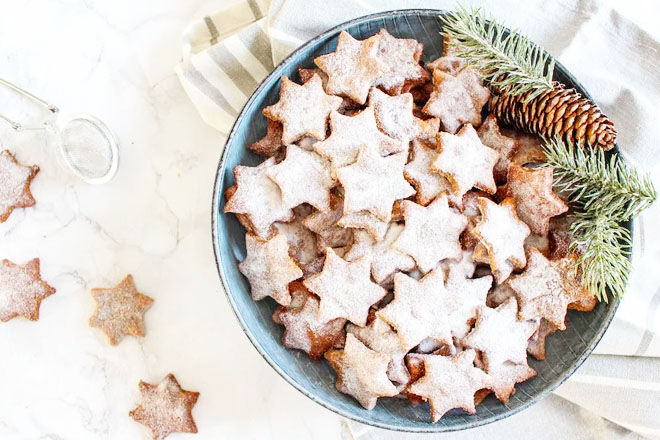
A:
[129,374,199,440]
[89,274,153,345]
[0,149,40,223]
[0,258,55,322]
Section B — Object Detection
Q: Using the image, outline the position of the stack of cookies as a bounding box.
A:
[224,29,596,422]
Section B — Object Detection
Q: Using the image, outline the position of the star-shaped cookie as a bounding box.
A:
[263,74,343,144]
[89,274,153,345]
[368,88,439,142]
[274,205,319,266]
[129,374,199,440]
[325,333,399,409]
[337,210,389,242]
[301,194,354,249]
[507,249,592,330]
[0,149,40,223]
[407,350,494,422]
[303,248,386,326]
[266,145,334,211]
[432,124,499,199]
[477,115,520,184]
[502,164,569,235]
[337,143,414,221]
[224,158,294,239]
[315,31,387,104]
[0,258,55,322]
[404,139,453,206]
[471,197,530,284]
[461,298,538,402]
[344,223,415,285]
[373,29,429,95]
[527,318,559,361]
[272,282,346,360]
[444,250,493,339]
[239,233,303,306]
[249,118,284,158]
[313,107,403,171]
[377,268,457,351]
[348,315,410,385]
[422,69,488,134]
[393,196,467,273]
[426,55,466,76]
[456,67,491,113]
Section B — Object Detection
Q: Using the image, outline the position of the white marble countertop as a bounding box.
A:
[0,1,343,438]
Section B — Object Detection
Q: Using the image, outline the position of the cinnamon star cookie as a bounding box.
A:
[129,374,199,440]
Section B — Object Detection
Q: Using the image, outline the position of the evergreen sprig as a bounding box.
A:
[570,214,632,302]
[441,6,555,100]
[542,137,656,302]
[543,137,657,221]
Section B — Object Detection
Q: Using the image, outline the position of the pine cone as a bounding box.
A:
[488,82,616,150]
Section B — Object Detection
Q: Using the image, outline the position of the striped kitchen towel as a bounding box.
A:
[175,0,272,135]
[175,0,660,438]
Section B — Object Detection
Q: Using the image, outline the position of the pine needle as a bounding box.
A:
[441,5,555,100]
[541,137,656,302]
[543,137,657,221]
[570,213,632,302]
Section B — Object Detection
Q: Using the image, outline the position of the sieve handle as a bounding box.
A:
[0,78,58,113]
[0,77,58,131]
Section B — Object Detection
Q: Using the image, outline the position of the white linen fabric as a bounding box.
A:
[175,0,660,438]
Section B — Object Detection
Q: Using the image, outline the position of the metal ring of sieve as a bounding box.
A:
[55,113,119,184]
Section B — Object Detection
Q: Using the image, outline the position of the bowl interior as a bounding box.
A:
[212,9,620,432]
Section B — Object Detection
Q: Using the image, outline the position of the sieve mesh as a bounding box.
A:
[56,114,118,184]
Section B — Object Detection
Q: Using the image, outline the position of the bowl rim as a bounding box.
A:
[211,8,623,433]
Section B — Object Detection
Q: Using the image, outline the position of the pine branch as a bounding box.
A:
[570,213,632,302]
[543,137,657,221]
[441,6,555,100]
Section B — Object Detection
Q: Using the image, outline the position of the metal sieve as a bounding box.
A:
[0,78,119,184]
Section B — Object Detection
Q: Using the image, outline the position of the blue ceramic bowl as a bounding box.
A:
[212,9,622,432]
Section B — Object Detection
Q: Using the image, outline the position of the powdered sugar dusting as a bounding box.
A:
[472,197,530,283]
[0,150,39,222]
[129,374,199,440]
[344,223,415,285]
[0,258,54,322]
